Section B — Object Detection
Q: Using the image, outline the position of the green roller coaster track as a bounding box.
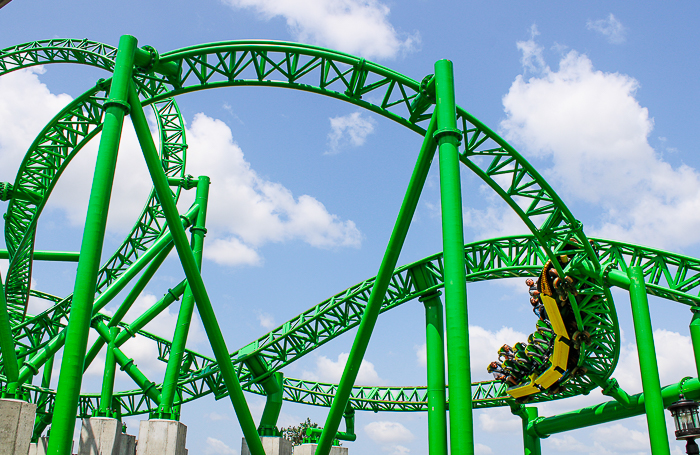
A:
[0,36,692,455]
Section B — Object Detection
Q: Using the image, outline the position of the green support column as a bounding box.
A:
[434,59,473,455]
[514,407,541,455]
[127,83,266,455]
[159,176,210,417]
[628,266,670,455]
[316,113,438,455]
[690,311,700,379]
[0,271,19,394]
[48,34,138,455]
[409,265,447,455]
[98,327,119,416]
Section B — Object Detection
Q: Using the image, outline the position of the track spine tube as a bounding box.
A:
[127,82,266,455]
[435,59,473,455]
[410,265,448,455]
[315,112,439,455]
[159,176,210,417]
[47,34,138,455]
[690,311,700,379]
[628,265,671,455]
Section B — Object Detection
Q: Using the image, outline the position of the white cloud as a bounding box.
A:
[478,407,521,434]
[416,325,530,382]
[587,14,626,44]
[499,32,700,250]
[257,311,276,330]
[206,437,237,455]
[185,113,363,266]
[327,111,375,154]
[475,443,494,455]
[1,70,361,268]
[203,237,262,267]
[206,412,232,421]
[301,352,383,385]
[364,421,414,454]
[221,0,419,59]
[613,329,696,394]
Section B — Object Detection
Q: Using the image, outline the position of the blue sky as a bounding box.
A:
[1,1,699,454]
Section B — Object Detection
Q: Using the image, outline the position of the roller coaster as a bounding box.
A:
[0,35,696,455]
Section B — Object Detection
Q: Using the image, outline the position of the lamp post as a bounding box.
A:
[668,396,700,454]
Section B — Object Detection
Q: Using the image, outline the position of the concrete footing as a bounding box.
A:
[294,444,348,455]
[241,436,293,455]
[136,419,187,455]
[28,437,75,455]
[0,398,37,455]
[78,417,136,455]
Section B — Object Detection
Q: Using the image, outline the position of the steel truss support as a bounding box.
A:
[127,79,266,455]
[628,266,670,455]
[435,59,473,455]
[47,34,139,455]
[315,110,439,455]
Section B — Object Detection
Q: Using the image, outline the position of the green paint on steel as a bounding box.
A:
[48,34,139,455]
[628,266,671,455]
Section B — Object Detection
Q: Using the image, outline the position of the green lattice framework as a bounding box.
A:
[0,37,689,447]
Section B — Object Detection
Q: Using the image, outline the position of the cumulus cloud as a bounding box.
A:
[1,69,362,268]
[257,311,276,330]
[478,407,521,434]
[302,352,383,385]
[498,31,700,250]
[205,437,237,455]
[185,113,363,266]
[364,421,414,454]
[587,13,626,44]
[327,111,376,154]
[416,325,528,382]
[221,0,419,59]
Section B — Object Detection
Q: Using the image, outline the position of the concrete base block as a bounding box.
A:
[28,437,74,455]
[0,398,37,455]
[78,417,135,455]
[136,419,187,455]
[293,444,348,455]
[241,436,293,455]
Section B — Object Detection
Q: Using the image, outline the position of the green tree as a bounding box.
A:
[281,418,318,446]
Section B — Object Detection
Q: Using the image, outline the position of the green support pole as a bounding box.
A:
[516,407,541,455]
[127,83,266,455]
[0,271,19,394]
[258,372,284,435]
[92,321,161,403]
[316,113,438,455]
[409,265,447,455]
[159,176,210,417]
[98,326,119,416]
[435,59,473,455]
[690,311,700,379]
[48,34,138,455]
[628,266,671,455]
[0,250,80,262]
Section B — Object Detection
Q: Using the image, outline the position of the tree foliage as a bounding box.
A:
[281,418,318,446]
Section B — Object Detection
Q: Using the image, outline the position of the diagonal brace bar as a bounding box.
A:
[127,82,266,455]
[316,112,439,454]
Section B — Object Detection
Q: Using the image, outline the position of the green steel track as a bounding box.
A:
[0,38,690,451]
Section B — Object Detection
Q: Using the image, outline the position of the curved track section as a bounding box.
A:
[0,40,186,342]
[5,235,697,418]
